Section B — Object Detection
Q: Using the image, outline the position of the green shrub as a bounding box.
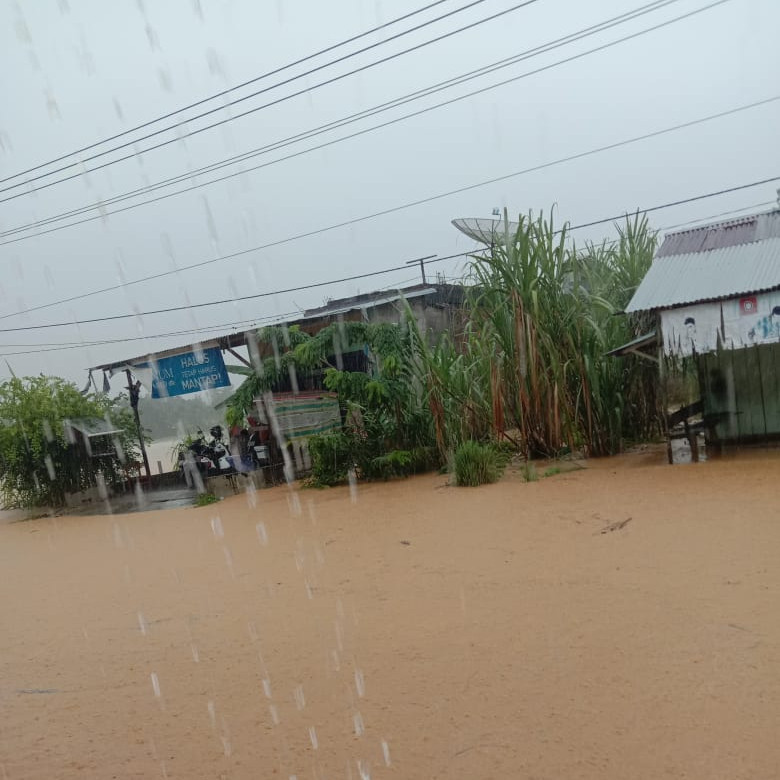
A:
[410,446,438,472]
[452,441,505,487]
[194,492,219,507]
[369,449,413,479]
[367,446,436,480]
[0,376,138,508]
[521,461,538,482]
[308,432,356,486]
[543,465,562,478]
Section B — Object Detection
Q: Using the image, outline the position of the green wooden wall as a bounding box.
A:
[698,343,780,442]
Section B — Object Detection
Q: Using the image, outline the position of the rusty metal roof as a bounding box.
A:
[626,208,780,312]
[91,283,465,373]
[656,209,780,257]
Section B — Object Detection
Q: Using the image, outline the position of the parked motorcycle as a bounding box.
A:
[180,426,236,479]
[247,428,271,468]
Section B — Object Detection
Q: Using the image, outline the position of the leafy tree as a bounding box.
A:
[0,376,138,508]
[224,321,438,485]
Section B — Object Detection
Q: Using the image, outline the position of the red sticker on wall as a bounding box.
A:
[739,296,758,315]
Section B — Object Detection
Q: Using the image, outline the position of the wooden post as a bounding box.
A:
[684,418,699,463]
[405,254,436,286]
[658,326,673,465]
[126,369,152,481]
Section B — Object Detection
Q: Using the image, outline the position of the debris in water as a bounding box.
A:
[597,517,633,535]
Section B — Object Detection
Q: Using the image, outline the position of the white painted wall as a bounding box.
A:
[661,290,780,357]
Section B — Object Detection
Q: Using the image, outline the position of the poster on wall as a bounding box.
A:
[661,303,722,357]
[661,290,780,357]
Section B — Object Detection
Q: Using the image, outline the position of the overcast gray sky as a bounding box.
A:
[1,0,778,389]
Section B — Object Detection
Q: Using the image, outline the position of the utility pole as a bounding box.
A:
[405,254,436,285]
[126,369,152,480]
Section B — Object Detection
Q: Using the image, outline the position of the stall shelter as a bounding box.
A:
[626,207,780,444]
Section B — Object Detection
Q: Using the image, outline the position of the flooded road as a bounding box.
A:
[1,448,778,779]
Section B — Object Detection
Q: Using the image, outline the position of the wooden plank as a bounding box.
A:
[667,399,704,428]
[758,343,780,435]
[735,348,759,438]
[748,347,769,438]
[722,348,736,440]
[705,350,731,442]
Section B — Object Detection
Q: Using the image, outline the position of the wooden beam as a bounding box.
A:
[225,346,251,368]
[627,347,659,364]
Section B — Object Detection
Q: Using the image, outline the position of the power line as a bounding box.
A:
[0,266,467,355]
[4,174,779,334]
[1,93,775,330]
[0,311,302,355]
[0,0,456,185]
[656,200,777,232]
[567,177,780,232]
[3,0,724,234]
[554,199,779,254]
[0,253,473,332]
[0,0,537,198]
[1,0,689,240]
[2,189,775,355]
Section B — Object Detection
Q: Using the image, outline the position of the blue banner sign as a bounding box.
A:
[149,347,231,398]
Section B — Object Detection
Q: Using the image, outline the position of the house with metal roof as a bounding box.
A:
[626,206,780,448]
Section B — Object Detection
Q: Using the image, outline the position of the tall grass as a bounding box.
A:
[452,441,505,486]
[410,210,658,458]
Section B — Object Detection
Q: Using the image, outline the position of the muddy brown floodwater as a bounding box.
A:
[1,448,779,779]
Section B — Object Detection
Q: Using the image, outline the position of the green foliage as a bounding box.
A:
[370,449,413,478]
[452,440,505,487]
[226,210,659,486]
[230,314,440,486]
[194,492,219,507]
[169,432,201,470]
[307,431,356,487]
[410,209,659,459]
[521,461,539,482]
[543,465,562,477]
[367,446,435,480]
[0,376,138,508]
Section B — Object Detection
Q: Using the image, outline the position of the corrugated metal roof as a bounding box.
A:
[66,418,123,438]
[604,331,657,357]
[626,237,780,312]
[303,285,437,317]
[626,207,780,312]
[93,338,222,373]
[92,284,462,373]
[656,209,780,257]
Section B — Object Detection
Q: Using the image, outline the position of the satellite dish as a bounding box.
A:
[452,217,519,247]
